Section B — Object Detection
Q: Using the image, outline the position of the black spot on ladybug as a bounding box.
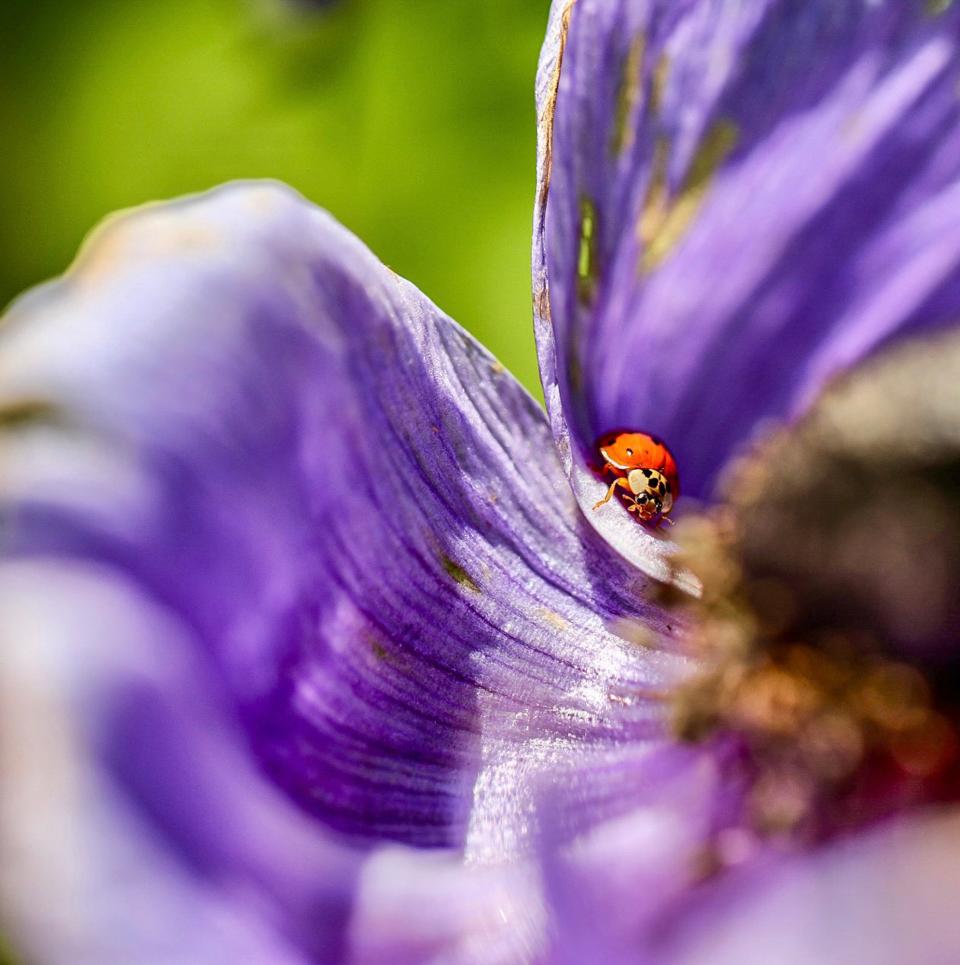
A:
[659,482,666,494]
[626,448,634,456]
[642,468,652,477]
[666,482,672,493]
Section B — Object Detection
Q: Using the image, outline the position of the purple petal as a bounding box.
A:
[534,0,960,509]
[0,561,558,962]
[664,808,960,964]
[538,744,723,964]
[0,182,687,872]
[0,562,355,963]
[541,751,960,963]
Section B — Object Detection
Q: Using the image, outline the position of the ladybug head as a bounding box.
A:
[627,468,674,519]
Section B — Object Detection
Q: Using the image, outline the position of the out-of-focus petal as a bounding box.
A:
[347,848,543,965]
[0,183,686,867]
[538,744,725,965]
[664,807,960,965]
[0,561,356,963]
[0,560,562,964]
[534,0,960,509]
[541,756,960,964]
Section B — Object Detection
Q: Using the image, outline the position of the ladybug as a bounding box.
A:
[591,431,680,524]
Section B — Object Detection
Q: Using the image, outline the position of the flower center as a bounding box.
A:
[658,323,960,852]
[667,510,959,844]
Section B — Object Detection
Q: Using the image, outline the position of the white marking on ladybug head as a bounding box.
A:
[626,469,647,493]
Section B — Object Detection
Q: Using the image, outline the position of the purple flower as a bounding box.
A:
[2,2,960,962]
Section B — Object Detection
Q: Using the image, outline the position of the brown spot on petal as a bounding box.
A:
[576,195,600,305]
[606,616,657,648]
[536,0,578,216]
[0,399,64,430]
[638,135,671,253]
[538,608,568,631]
[610,33,646,157]
[534,278,552,323]
[640,120,739,272]
[650,52,670,117]
[441,556,480,593]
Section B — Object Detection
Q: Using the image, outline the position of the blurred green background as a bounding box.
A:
[0,0,548,396]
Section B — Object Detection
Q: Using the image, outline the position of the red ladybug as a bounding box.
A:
[592,431,680,523]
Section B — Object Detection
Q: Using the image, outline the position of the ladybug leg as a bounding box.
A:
[592,477,630,510]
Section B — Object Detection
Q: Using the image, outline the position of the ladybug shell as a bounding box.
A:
[595,431,680,498]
